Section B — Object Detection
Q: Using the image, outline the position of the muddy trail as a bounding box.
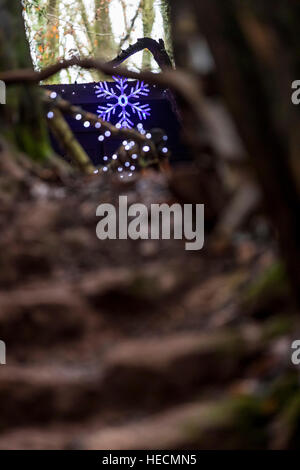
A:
[0,148,299,450]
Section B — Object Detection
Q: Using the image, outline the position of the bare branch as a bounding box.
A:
[43,90,150,145]
[119,0,144,49]
[0,57,203,122]
[109,37,173,70]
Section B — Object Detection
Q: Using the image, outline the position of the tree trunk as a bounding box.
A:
[94,0,116,58]
[0,0,50,160]
[42,0,60,84]
[142,0,155,69]
[93,0,116,80]
[160,0,173,62]
[185,0,300,302]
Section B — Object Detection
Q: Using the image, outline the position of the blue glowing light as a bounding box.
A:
[95,76,151,129]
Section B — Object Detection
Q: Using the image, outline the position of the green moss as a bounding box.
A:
[182,396,268,449]
[262,314,295,341]
[282,394,300,431]
[17,125,51,161]
[128,275,161,300]
[243,261,290,315]
[273,392,300,448]
[0,2,52,161]
[268,373,300,409]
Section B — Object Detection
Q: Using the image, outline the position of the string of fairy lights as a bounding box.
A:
[46,80,170,177]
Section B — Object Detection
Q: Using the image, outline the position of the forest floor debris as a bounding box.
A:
[0,153,299,449]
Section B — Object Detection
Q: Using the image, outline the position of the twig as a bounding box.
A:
[46,12,113,37]
[43,90,150,145]
[119,0,144,49]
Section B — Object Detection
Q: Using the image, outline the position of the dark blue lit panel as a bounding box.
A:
[43,80,190,166]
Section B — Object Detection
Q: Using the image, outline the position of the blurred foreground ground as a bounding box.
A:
[0,150,299,450]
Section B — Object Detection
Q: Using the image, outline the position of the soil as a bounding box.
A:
[0,149,299,449]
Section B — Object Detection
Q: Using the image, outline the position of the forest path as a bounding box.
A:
[0,153,296,449]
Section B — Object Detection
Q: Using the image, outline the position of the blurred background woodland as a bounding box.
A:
[0,0,299,450]
[24,0,173,81]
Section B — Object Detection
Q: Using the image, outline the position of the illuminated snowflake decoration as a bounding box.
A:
[95,76,151,129]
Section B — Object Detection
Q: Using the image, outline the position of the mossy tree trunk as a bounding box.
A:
[142,0,155,69]
[160,0,173,62]
[93,0,116,80]
[42,0,60,84]
[94,0,116,57]
[0,0,51,160]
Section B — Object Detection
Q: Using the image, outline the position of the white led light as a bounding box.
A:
[162,147,168,154]
[143,145,150,152]
[47,111,54,119]
[122,140,128,146]
[146,133,152,139]
[125,162,130,167]
[130,165,135,171]
[103,166,108,172]
[93,169,99,174]
[105,131,111,137]
[116,123,121,129]
[112,154,118,160]
[125,145,130,151]
[103,156,108,161]
[84,121,90,128]
[50,91,57,99]
[95,122,101,128]
[98,135,104,141]
[128,173,133,177]
[75,114,82,120]
[132,154,138,159]
[163,135,168,141]
[137,123,143,130]
[118,167,123,172]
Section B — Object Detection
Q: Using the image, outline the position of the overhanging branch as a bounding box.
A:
[109,38,173,69]
[0,58,204,122]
